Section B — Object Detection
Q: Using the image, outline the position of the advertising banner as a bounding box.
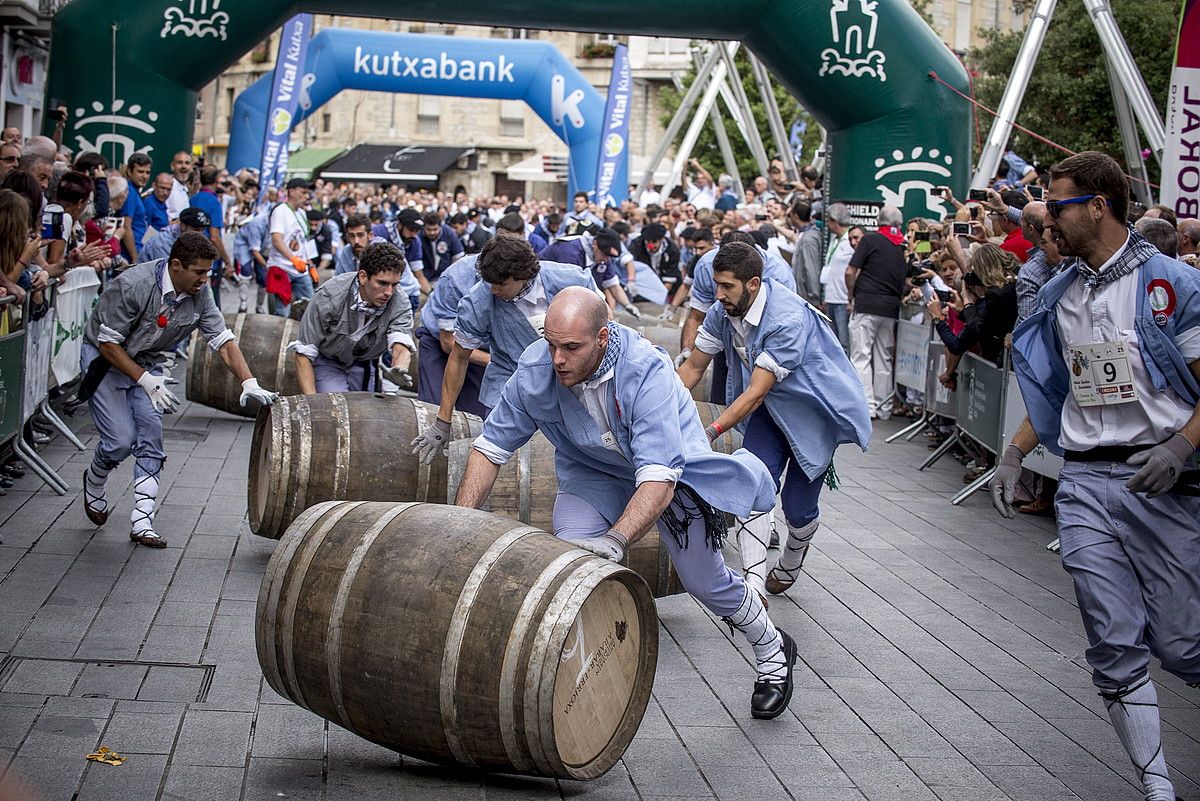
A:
[594,43,631,207]
[894,319,929,390]
[1160,0,1200,218]
[51,266,102,387]
[258,13,313,196]
[955,352,1007,455]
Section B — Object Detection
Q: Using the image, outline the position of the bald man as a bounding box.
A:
[1178,218,1199,267]
[456,287,798,719]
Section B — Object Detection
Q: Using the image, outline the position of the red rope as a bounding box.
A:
[927,70,1159,190]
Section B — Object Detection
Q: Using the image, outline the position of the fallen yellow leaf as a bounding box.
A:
[85,746,126,766]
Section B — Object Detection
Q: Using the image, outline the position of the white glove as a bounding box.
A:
[137,371,180,414]
[658,305,677,321]
[623,303,642,319]
[382,365,415,391]
[573,529,628,562]
[674,348,692,368]
[410,417,452,465]
[239,377,279,408]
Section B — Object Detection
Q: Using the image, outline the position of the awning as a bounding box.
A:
[317,144,476,183]
[506,153,568,183]
[285,147,346,179]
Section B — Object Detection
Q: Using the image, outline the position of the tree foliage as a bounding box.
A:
[657,47,823,184]
[968,0,1179,182]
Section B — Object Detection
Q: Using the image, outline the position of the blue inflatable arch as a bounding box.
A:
[226,29,615,199]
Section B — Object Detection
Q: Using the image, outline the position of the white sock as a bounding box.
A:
[1103,678,1175,801]
[84,461,112,511]
[776,519,818,575]
[131,471,160,536]
[733,512,771,598]
[724,588,786,684]
[256,287,268,313]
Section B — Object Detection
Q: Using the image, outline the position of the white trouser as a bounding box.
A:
[848,312,896,418]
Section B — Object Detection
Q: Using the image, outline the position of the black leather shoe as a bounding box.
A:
[751,629,797,720]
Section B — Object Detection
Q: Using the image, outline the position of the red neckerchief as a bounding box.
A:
[878,226,905,246]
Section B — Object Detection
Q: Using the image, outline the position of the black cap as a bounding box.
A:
[466,208,481,220]
[642,222,667,242]
[178,206,211,228]
[286,177,314,190]
[593,228,621,258]
[306,208,326,221]
[396,208,422,230]
[504,204,521,214]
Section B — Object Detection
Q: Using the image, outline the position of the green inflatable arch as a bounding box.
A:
[45,1,972,220]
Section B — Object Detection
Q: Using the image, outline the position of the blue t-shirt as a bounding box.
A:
[144,194,170,233]
[189,189,224,269]
[120,186,148,260]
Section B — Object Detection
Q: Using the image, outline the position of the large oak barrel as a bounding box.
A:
[249,393,481,539]
[631,324,710,403]
[446,403,740,598]
[256,500,657,780]
[187,313,301,418]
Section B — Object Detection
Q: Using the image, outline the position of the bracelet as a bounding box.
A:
[17,260,28,269]
[711,422,724,436]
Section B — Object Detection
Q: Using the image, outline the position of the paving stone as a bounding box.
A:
[137,665,208,703]
[74,661,148,700]
[244,756,325,801]
[171,709,253,767]
[1,657,83,695]
[0,704,41,749]
[161,764,246,801]
[101,707,185,754]
[17,714,105,756]
[4,752,87,800]
[250,703,326,760]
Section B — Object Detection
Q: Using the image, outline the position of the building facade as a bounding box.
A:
[0,0,54,138]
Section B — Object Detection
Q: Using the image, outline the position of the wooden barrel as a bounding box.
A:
[256,500,657,780]
[631,324,709,403]
[187,312,301,418]
[445,405,743,598]
[249,393,481,540]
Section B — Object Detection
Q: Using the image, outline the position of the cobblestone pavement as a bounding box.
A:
[1,369,1196,800]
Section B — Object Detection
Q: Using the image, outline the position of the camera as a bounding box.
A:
[968,189,988,202]
[951,221,972,236]
[909,258,934,285]
[1028,185,1044,200]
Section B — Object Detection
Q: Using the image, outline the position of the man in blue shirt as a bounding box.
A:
[419,211,464,281]
[120,153,152,262]
[143,173,173,235]
[189,164,233,308]
[373,208,423,271]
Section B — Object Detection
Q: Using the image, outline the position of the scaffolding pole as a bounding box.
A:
[748,53,798,180]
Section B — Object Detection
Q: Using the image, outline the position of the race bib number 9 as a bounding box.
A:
[1068,341,1138,407]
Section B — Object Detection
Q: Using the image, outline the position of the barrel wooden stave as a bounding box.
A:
[187,312,301,418]
[257,501,657,779]
[249,393,481,539]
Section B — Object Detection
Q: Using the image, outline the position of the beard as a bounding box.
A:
[729,290,753,318]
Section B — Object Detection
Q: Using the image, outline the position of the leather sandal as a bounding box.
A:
[130,531,168,548]
[82,471,109,526]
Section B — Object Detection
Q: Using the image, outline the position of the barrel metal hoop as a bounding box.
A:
[517,446,532,525]
[291,401,313,524]
[326,502,415,731]
[498,549,592,773]
[280,500,365,710]
[330,393,351,501]
[258,499,348,698]
[412,400,433,501]
[523,558,620,776]
[274,317,293,392]
[439,525,540,768]
[655,529,672,596]
[275,396,294,538]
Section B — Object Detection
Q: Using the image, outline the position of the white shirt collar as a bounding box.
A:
[1095,231,1131,276]
[579,363,615,391]
[743,282,768,327]
[159,261,177,299]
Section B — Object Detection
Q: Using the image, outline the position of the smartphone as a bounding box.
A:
[968,189,988,202]
[755,214,768,222]
[915,240,932,255]
[969,207,979,220]
[935,289,953,303]
[41,206,65,241]
[935,185,952,196]
[914,231,931,241]
[951,221,972,236]
[1028,186,1044,200]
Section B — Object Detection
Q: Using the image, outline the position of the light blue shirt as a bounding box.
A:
[334,237,420,299]
[454,262,598,406]
[697,279,871,479]
[419,254,480,333]
[476,323,777,524]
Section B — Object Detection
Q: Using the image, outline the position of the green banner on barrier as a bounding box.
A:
[956,352,1006,454]
[0,328,25,445]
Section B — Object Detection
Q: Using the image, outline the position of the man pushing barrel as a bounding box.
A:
[455,287,797,719]
[678,242,871,601]
[292,241,415,394]
[410,236,599,461]
[78,232,279,548]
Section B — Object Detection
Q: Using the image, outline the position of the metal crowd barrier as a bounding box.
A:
[888,329,1063,508]
[9,280,86,495]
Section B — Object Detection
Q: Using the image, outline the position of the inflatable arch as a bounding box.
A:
[225,29,614,199]
[45,1,973,220]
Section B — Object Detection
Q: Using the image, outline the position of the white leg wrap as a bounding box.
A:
[1103,677,1175,801]
[84,462,112,514]
[131,473,160,537]
[776,518,819,575]
[733,512,771,599]
[723,588,786,684]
